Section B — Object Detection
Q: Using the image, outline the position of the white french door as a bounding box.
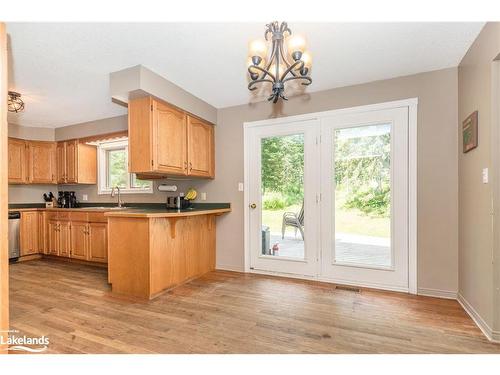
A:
[247,119,320,276]
[245,102,413,293]
[320,107,409,291]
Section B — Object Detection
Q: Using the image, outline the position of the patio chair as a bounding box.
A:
[281,201,305,240]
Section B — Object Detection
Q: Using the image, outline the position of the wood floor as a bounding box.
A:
[9,259,500,353]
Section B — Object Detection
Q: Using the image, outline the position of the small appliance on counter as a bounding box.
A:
[166,189,197,210]
[57,191,79,208]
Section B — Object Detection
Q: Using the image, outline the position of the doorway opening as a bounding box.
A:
[244,99,417,293]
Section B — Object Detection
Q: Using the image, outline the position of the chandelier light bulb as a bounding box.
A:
[287,35,306,55]
[301,51,312,68]
[249,39,267,59]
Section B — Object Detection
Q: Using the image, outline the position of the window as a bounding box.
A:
[97,138,153,194]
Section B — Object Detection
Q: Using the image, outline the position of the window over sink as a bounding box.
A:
[96,138,152,194]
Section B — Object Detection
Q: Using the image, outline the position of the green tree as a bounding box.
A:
[261,134,304,206]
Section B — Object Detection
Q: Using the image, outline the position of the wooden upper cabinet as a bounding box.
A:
[187,115,214,178]
[129,96,214,178]
[27,141,57,184]
[56,140,97,184]
[8,138,27,184]
[155,101,187,175]
[56,141,66,183]
[20,211,39,256]
[65,140,77,183]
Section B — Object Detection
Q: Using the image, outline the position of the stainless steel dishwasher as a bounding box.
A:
[8,211,20,260]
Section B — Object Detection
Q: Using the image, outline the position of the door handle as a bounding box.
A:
[249,203,257,209]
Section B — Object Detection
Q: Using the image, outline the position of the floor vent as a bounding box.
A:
[335,285,361,293]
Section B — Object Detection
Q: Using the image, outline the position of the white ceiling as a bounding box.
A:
[7,22,484,128]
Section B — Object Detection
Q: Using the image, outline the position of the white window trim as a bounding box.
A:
[96,139,153,195]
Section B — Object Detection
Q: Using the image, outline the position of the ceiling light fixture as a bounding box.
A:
[247,21,312,103]
[8,91,25,113]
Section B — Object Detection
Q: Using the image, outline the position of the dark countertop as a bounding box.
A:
[8,203,231,215]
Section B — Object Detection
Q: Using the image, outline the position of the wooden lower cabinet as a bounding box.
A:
[70,221,88,260]
[38,211,47,254]
[20,211,39,256]
[47,219,77,259]
[88,223,108,263]
[47,220,70,257]
[48,221,59,256]
[21,210,108,263]
[58,221,71,257]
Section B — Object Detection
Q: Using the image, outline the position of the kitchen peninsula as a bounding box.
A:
[105,204,231,299]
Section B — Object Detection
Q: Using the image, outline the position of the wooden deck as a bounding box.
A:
[9,259,500,353]
[270,233,391,267]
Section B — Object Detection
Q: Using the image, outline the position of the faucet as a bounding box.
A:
[111,186,123,208]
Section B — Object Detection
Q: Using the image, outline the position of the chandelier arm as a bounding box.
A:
[248,65,276,82]
[248,78,274,91]
[280,58,303,81]
[282,75,312,86]
[278,40,292,69]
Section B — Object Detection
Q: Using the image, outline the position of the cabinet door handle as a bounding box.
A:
[189,162,193,171]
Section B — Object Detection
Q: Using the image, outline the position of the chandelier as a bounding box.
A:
[8,91,25,113]
[247,21,312,103]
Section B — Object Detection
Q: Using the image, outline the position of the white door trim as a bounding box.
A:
[243,98,418,294]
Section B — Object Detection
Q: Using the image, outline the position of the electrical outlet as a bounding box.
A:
[201,192,207,201]
[483,168,489,184]
[82,194,88,201]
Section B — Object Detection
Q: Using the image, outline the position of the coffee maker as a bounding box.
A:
[58,191,78,208]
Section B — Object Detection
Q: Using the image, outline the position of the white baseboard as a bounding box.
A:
[215,263,244,273]
[418,287,457,300]
[247,268,410,294]
[457,293,500,343]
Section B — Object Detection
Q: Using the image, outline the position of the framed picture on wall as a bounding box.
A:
[463,111,478,153]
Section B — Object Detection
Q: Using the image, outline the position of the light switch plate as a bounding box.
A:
[201,192,207,201]
[483,168,489,184]
[82,194,88,201]
[238,182,244,192]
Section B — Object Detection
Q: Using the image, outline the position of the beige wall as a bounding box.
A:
[458,23,500,333]
[54,115,127,141]
[208,68,459,294]
[8,123,54,141]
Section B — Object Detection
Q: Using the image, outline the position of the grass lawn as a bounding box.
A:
[262,200,390,238]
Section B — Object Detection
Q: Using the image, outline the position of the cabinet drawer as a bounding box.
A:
[70,212,88,222]
[88,212,107,223]
[47,212,58,221]
[57,211,71,220]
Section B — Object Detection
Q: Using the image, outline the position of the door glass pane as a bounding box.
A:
[333,124,391,267]
[261,134,305,259]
